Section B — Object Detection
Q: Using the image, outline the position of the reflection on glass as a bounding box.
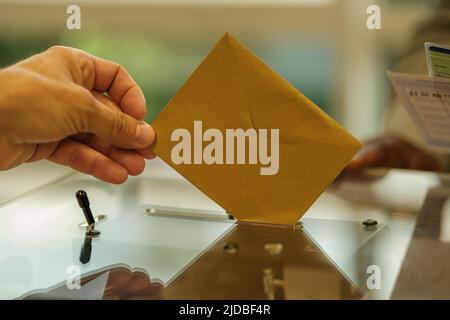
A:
[21,264,163,300]
[302,218,394,299]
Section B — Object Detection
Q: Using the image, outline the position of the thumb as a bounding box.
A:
[83,99,155,150]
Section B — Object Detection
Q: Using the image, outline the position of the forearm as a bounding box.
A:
[0,68,23,168]
[0,68,11,136]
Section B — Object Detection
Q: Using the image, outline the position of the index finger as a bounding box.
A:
[345,146,381,173]
[83,52,147,120]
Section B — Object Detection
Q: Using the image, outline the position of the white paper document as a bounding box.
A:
[388,71,450,152]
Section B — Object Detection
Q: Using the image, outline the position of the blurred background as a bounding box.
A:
[0,0,447,139]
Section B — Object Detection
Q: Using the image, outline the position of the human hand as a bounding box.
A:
[345,135,442,173]
[0,46,155,183]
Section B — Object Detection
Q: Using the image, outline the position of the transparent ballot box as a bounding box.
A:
[1,159,450,299]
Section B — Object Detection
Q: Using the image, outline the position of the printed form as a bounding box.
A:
[388,71,450,152]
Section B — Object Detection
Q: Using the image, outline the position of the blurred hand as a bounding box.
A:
[81,267,163,300]
[345,135,442,173]
[0,46,156,183]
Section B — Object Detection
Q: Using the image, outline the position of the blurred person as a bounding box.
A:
[346,0,450,174]
[0,46,156,184]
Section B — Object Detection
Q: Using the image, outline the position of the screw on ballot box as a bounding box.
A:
[362,219,378,230]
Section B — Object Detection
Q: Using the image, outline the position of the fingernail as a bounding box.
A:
[135,121,154,145]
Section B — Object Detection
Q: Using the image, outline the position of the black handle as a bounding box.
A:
[79,234,92,264]
[76,190,95,226]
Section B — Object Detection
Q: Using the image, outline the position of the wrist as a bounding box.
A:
[0,67,18,135]
[0,69,7,135]
[0,69,6,109]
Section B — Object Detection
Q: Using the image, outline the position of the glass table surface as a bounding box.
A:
[0,159,449,300]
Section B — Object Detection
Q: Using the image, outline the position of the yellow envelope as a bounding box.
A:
[150,33,361,225]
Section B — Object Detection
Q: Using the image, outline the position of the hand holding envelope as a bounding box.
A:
[150,33,361,225]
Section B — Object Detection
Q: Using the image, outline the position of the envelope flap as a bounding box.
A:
[225,33,361,151]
